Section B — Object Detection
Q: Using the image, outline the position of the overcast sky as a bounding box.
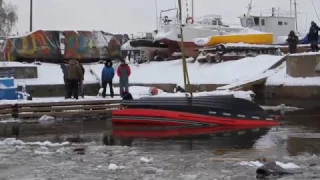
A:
[7,0,320,35]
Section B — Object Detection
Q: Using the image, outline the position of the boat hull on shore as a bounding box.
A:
[112,96,279,127]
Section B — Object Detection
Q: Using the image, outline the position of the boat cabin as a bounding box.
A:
[239,8,295,43]
[194,14,225,26]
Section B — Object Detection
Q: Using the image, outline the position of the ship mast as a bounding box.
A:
[191,0,194,18]
[294,0,298,32]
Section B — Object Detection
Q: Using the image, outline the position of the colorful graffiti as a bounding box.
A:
[3,30,61,61]
[63,30,123,60]
[1,30,128,63]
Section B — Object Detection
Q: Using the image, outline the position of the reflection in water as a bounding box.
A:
[287,137,320,156]
[1,107,320,157]
[268,108,320,156]
[110,125,271,151]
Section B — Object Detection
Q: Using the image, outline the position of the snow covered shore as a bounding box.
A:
[0,86,254,105]
[1,55,282,86]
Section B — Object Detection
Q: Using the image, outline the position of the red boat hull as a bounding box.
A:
[112,109,279,127]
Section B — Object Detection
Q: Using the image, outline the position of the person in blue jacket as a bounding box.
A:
[101,59,114,98]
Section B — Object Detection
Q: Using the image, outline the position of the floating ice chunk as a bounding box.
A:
[0,138,25,146]
[275,161,300,169]
[239,161,264,167]
[140,157,153,163]
[26,141,70,147]
[108,164,119,170]
[34,146,53,155]
[38,115,55,124]
[239,161,300,169]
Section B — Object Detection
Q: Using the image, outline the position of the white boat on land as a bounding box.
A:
[154,0,297,59]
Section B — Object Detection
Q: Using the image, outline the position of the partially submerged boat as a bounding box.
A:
[112,95,279,127]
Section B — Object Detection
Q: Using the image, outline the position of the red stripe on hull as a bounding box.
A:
[112,125,272,138]
[111,118,185,126]
[112,109,279,126]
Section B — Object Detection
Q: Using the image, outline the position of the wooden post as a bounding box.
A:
[178,0,193,97]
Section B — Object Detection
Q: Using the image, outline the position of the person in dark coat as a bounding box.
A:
[66,60,83,99]
[60,60,69,99]
[101,59,115,98]
[286,30,299,54]
[116,59,131,96]
[78,63,85,98]
[308,21,320,52]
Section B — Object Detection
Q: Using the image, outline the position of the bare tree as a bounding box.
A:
[0,0,18,37]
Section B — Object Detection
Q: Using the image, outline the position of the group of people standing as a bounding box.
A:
[101,58,131,98]
[61,60,85,100]
[61,58,131,100]
[287,21,320,53]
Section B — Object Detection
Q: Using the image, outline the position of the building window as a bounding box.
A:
[278,21,283,25]
[261,19,265,26]
[254,17,260,25]
[284,22,288,25]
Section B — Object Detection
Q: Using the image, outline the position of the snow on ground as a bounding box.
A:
[91,55,282,86]
[1,61,99,85]
[0,86,254,105]
[1,55,283,86]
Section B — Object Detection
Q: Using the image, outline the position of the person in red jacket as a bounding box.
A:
[117,59,131,96]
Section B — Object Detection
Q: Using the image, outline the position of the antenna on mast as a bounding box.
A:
[246,0,253,16]
[294,0,298,32]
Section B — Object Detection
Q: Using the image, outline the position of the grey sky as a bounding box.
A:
[7,0,320,35]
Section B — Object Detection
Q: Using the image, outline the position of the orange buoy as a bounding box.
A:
[149,87,159,96]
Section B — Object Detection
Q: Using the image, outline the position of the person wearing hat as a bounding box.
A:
[101,59,115,98]
[286,30,299,54]
[116,59,131,96]
[308,21,320,52]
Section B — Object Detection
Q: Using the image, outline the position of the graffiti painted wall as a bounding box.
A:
[63,30,122,60]
[2,30,127,63]
[3,30,61,61]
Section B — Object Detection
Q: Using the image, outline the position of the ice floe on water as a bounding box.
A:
[38,115,56,123]
[0,138,70,147]
[238,161,300,169]
[0,118,21,123]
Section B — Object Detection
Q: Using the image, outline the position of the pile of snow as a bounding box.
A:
[239,161,300,169]
[266,66,320,86]
[266,52,320,86]
[0,138,70,147]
